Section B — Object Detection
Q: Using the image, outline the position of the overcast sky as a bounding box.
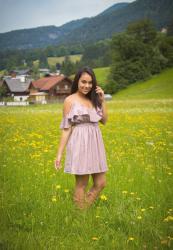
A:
[0,0,135,33]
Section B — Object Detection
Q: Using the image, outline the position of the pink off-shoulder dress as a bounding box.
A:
[60,101,108,175]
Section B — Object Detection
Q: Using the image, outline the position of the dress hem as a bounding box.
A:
[64,169,108,175]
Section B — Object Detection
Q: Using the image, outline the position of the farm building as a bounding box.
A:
[2,78,31,101]
[29,74,72,103]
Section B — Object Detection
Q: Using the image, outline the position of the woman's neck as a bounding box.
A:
[76,91,88,100]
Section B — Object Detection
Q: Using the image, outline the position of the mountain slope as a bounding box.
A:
[0,18,89,50]
[0,3,127,50]
[0,0,172,50]
[97,2,129,16]
[59,0,173,45]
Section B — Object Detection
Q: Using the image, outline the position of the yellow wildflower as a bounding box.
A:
[100,194,107,201]
[92,237,99,241]
[56,185,61,189]
[64,189,69,193]
[137,216,142,220]
[163,216,173,222]
[52,196,57,202]
[128,237,135,241]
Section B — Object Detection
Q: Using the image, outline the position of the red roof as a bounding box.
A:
[32,75,68,91]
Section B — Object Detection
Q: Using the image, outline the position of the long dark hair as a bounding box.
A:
[71,66,102,109]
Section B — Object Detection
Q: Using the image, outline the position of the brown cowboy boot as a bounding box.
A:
[73,193,86,210]
[85,190,99,208]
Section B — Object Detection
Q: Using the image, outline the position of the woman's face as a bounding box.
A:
[78,72,93,95]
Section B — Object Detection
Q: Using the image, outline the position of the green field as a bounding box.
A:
[48,55,82,66]
[93,67,173,100]
[0,69,173,249]
[32,55,82,67]
[114,68,173,100]
[93,67,110,85]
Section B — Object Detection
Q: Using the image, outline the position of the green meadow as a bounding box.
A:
[33,55,82,68]
[48,55,82,66]
[93,67,110,86]
[114,68,173,100]
[0,68,173,249]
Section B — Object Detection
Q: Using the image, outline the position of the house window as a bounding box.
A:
[65,85,68,90]
[56,86,60,90]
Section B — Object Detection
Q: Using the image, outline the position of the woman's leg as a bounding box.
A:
[73,174,89,209]
[85,172,106,207]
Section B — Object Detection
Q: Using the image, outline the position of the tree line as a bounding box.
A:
[0,44,84,71]
[105,18,173,93]
[55,18,173,94]
[0,18,173,95]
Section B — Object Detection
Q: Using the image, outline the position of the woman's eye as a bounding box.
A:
[81,80,92,85]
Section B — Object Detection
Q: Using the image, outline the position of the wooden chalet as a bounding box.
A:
[29,74,72,103]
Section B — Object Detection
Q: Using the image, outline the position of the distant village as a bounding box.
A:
[0,68,72,106]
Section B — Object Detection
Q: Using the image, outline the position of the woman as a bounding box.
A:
[55,66,108,209]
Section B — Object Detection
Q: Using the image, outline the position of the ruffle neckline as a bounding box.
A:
[60,101,103,129]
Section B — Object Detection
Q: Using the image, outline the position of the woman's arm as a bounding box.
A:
[55,97,73,170]
[56,127,72,158]
[100,100,108,125]
[95,86,108,125]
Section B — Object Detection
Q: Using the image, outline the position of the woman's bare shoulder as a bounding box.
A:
[63,94,77,111]
[64,94,77,105]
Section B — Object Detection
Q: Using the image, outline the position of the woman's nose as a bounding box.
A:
[86,82,90,87]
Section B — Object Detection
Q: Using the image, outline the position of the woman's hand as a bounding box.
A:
[95,85,105,103]
[54,155,62,171]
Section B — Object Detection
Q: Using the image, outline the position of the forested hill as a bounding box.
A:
[62,0,173,45]
[97,2,129,16]
[0,2,127,50]
[0,0,172,50]
[0,18,89,50]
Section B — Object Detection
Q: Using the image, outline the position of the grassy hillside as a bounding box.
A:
[93,67,110,86]
[32,55,82,67]
[48,55,82,66]
[114,68,173,100]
